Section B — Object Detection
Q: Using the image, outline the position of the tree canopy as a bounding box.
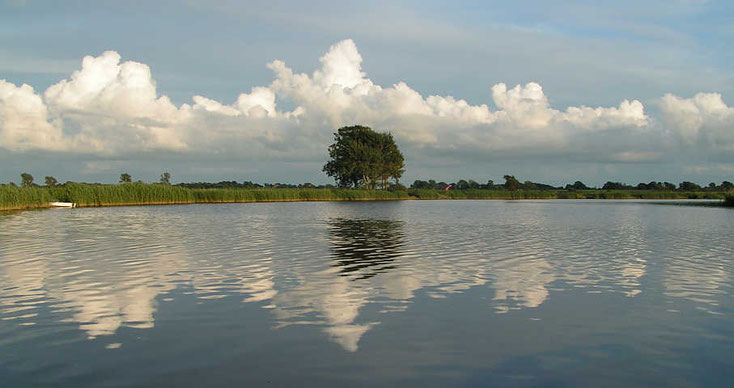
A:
[503,175,522,190]
[323,125,405,189]
[20,173,34,187]
[566,181,588,190]
[160,172,171,185]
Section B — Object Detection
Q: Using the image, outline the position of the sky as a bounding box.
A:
[1,0,733,186]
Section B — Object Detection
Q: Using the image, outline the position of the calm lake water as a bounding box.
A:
[1,200,733,387]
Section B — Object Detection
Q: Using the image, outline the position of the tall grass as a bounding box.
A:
[407,189,557,199]
[407,189,726,200]
[0,183,410,210]
[725,195,734,207]
[573,190,726,200]
[187,187,409,203]
[49,183,195,206]
[0,183,729,212]
[0,185,54,210]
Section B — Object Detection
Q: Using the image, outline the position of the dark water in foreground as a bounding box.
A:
[0,200,733,387]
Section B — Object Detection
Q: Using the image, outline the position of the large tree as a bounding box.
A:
[20,173,34,187]
[503,175,521,190]
[323,125,405,189]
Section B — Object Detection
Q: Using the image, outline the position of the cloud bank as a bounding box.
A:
[0,39,732,171]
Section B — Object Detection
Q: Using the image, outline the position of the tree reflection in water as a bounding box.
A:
[328,218,405,281]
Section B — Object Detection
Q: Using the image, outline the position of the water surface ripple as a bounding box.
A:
[0,200,732,386]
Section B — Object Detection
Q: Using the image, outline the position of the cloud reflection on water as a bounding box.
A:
[0,202,731,352]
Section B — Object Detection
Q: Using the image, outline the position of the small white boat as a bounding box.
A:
[49,202,76,208]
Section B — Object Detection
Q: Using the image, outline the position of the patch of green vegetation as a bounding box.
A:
[407,189,725,200]
[48,182,194,206]
[1,183,730,212]
[0,185,54,210]
[1,183,411,211]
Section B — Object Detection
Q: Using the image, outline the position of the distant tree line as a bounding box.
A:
[411,175,734,192]
[6,172,733,193]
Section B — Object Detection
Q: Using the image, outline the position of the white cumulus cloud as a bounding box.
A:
[658,92,734,149]
[0,38,731,169]
[0,80,63,151]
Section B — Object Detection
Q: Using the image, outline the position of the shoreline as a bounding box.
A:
[0,196,409,213]
[2,195,730,214]
[2,184,732,213]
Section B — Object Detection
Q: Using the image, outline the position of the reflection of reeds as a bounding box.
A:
[725,195,734,207]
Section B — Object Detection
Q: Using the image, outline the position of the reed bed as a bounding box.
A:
[555,190,725,200]
[407,189,557,199]
[406,189,726,200]
[187,187,409,203]
[0,185,55,210]
[48,183,196,206]
[0,183,729,212]
[0,183,410,211]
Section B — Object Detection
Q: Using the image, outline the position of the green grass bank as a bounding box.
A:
[0,183,410,211]
[406,189,728,200]
[1,183,731,212]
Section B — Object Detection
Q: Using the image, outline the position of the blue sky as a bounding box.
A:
[1,0,732,185]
